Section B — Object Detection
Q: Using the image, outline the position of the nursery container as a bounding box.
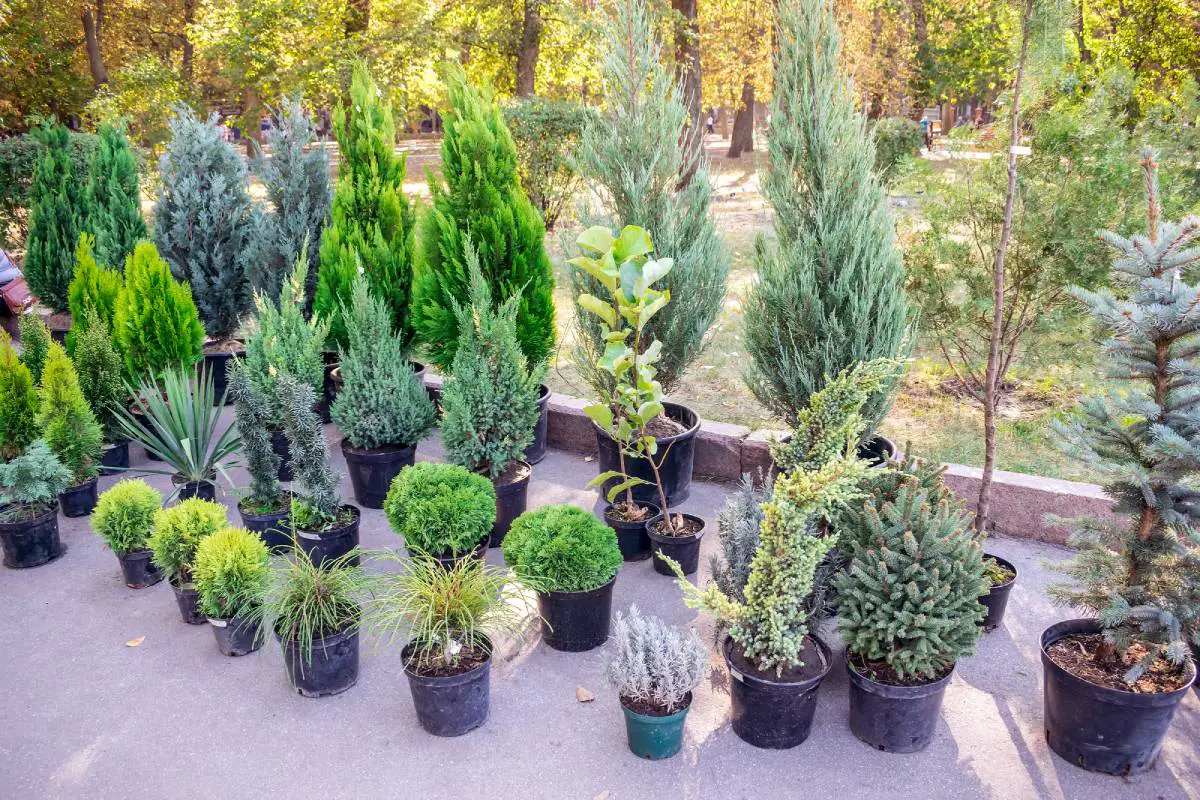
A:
[295,505,360,568]
[116,549,163,588]
[173,475,216,502]
[536,576,616,653]
[99,440,129,475]
[622,695,691,760]
[646,513,705,576]
[171,581,207,625]
[1042,618,1196,775]
[402,640,492,737]
[341,440,415,509]
[59,477,99,517]
[980,554,1017,631]
[595,402,699,505]
[724,634,832,749]
[280,626,360,698]
[238,502,292,551]
[208,615,263,657]
[489,463,531,547]
[523,384,551,465]
[0,502,63,569]
[200,348,241,406]
[847,660,953,753]
[605,501,659,562]
[270,429,293,482]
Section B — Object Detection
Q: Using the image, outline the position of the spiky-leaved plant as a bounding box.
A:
[1049,152,1200,681]
[83,121,146,271]
[226,357,283,512]
[18,313,51,385]
[66,233,122,354]
[711,474,770,604]
[440,240,544,479]
[24,120,84,312]
[37,342,103,485]
[606,604,708,714]
[113,241,205,383]
[276,372,341,530]
[0,334,39,460]
[74,309,125,443]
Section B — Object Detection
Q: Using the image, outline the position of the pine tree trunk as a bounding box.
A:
[181,0,196,84]
[515,0,543,96]
[673,0,702,186]
[82,7,108,87]
[728,83,754,158]
[907,0,931,107]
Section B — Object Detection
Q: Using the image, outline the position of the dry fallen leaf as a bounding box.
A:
[125,636,145,647]
[594,792,611,800]
[583,456,595,463]
[576,686,595,703]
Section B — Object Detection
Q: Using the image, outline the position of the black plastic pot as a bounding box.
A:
[0,502,63,569]
[99,440,129,475]
[980,553,1017,631]
[320,354,338,423]
[1042,618,1196,775]
[604,502,660,561]
[270,429,293,482]
[171,581,207,625]
[594,402,699,505]
[238,501,292,551]
[173,475,216,502]
[59,477,99,517]
[201,348,241,406]
[209,615,263,657]
[646,513,705,576]
[341,439,415,509]
[523,384,551,465]
[116,549,163,588]
[724,634,832,749]
[771,434,896,480]
[411,535,489,571]
[280,626,360,698]
[536,575,616,653]
[847,659,953,753]
[489,462,531,547]
[295,505,360,568]
[403,640,492,736]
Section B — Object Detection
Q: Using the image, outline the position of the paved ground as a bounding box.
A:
[1,421,1198,800]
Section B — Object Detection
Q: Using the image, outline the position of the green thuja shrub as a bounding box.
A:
[66,233,123,354]
[331,277,434,450]
[113,241,205,383]
[413,63,556,371]
[226,358,283,512]
[149,497,227,584]
[193,526,271,619]
[440,241,543,478]
[502,504,622,592]
[0,334,39,460]
[276,372,341,530]
[743,0,910,434]
[24,120,85,312]
[384,462,495,556]
[74,309,126,442]
[316,62,416,351]
[83,122,147,270]
[18,313,51,385]
[0,130,96,252]
[0,440,72,520]
[91,479,162,554]
[37,342,104,484]
[154,105,257,342]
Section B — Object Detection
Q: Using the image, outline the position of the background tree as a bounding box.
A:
[24,120,85,313]
[83,121,146,271]
[502,97,596,230]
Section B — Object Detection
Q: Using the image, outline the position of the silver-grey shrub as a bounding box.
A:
[711,474,770,603]
[606,604,708,713]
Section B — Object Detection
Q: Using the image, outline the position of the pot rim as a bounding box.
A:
[276,620,360,650]
[1040,618,1197,702]
[982,552,1018,591]
[401,636,493,683]
[619,691,692,721]
[492,460,532,492]
[62,475,99,492]
[294,503,361,537]
[237,494,293,520]
[171,473,216,486]
[593,400,701,443]
[845,657,955,697]
[0,499,59,528]
[645,512,705,543]
[539,572,618,599]
[721,633,832,689]
[340,438,418,458]
[116,547,154,559]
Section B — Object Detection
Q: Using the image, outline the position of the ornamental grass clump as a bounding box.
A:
[148,497,227,585]
[37,342,103,486]
[606,605,708,714]
[113,241,205,383]
[384,462,496,556]
[502,504,622,592]
[193,527,272,620]
[276,373,342,531]
[0,334,39,461]
[0,440,71,522]
[91,479,161,554]
[226,358,285,514]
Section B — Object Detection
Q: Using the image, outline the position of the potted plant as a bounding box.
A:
[256,547,368,697]
[440,241,543,546]
[662,458,863,748]
[569,225,702,569]
[74,309,130,474]
[148,498,228,624]
[501,504,622,652]
[384,462,495,566]
[91,479,164,588]
[605,605,708,760]
[1041,154,1198,775]
[227,358,291,550]
[372,549,536,736]
[332,277,435,509]
[37,342,104,516]
[18,313,52,384]
[835,483,987,752]
[276,373,359,567]
[0,333,39,462]
[0,441,71,568]
[193,526,272,656]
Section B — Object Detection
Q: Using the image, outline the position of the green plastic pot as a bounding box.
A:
[621,695,690,760]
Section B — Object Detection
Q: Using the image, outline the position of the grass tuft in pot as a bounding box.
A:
[0,440,70,523]
[91,479,163,584]
[194,527,272,655]
[384,462,495,559]
[227,358,288,516]
[37,342,104,496]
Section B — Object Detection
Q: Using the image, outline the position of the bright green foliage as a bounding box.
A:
[24,120,85,313]
[276,372,341,529]
[665,457,866,675]
[0,129,96,252]
[154,106,258,342]
[0,440,71,519]
[331,277,434,450]
[502,97,596,230]
[18,313,51,385]
[83,122,147,271]
[149,497,228,584]
[0,335,39,461]
[440,242,543,478]
[413,62,556,371]
[193,527,272,619]
[253,548,367,662]
[872,117,922,186]
[852,445,953,521]
[226,358,282,510]
[570,0,728,395]
[501,504,622,593]
[1049,154,1200,681]
[36,342,103,484]
[836,484,987,680]
[113,241,205,383]
[316,62,416,351]
[66,234,123,355]
[743,0,910,434]
[73,309,125,442]
[384,462,496,556]
[91,479,162,554]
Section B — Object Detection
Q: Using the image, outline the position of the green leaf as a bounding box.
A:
[635,339,662,368]
[577,293,617,328]
[583,403,614,430]
[586,469,629,489]
[614,225,653,262]
[577,225,615,256]
[567,256,617,292]
[642,256,673,287]
[604,476,652,503]
[639,291,669,327]
[637,400,664,422]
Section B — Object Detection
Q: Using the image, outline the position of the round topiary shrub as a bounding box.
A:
[91,479,162,554]
[383,462,496,556]
[148,498,228,584]
[501,504,622,592]
[192,526,272,620]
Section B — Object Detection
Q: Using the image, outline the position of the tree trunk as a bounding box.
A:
[242,86,263,158]
[727,83,754,158]
[515,0,543,96]
[672,0,702,185]
[181,0,196,84]
[345,0,370,36]
[1074,0,1092,64]
[82,7,108,87]
[975,0,1035,534]
[719,106,730,138]
[907,0,932,107]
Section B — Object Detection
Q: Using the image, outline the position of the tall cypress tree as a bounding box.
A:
[315,62,415,351]
[742,0,910,433]
[66,234,122,354]
[24,120,85,313]
[154,105,258,343]
[412,62,556,372]
[83,122,147,271]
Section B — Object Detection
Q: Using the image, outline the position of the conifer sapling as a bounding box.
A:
[83,121,147,271]
[18,313,51,385]
[226,358,284,513]
[66,233,123,354]
[0,334,39,461]
[74,308,126,443]
[37,342,104,485]
[24,120,85,313]
[113,241,205,383]
[276,373,342,530]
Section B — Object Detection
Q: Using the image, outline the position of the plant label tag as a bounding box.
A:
[209,618,227,628]
[297,530,321,540]
[729,668,744,683]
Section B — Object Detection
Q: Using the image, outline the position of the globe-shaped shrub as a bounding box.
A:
[192,527,272,620]
[383,462,496,556]
[148,498,228,584]
[501,504,621,592]
[91,479,162,554]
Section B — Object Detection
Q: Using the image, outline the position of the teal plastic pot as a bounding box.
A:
[621,695,690,760]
